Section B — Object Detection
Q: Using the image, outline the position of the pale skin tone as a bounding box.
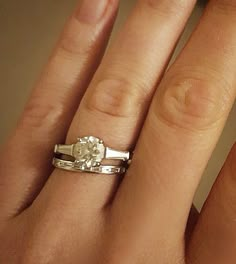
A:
[0,0,236,263]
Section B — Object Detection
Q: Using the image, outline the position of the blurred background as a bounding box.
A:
[0,0,235,209]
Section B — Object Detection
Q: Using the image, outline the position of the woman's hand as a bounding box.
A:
[0,0,236,263]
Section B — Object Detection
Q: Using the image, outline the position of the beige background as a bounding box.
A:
[0,0,235,209]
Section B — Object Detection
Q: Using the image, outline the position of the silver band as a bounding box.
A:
[53,158,126,175]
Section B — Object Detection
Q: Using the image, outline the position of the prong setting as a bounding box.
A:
[73,136,105,169]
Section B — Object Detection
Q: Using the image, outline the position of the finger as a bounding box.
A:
[187,143,236,264]
[44,0,196,215]
[0,0,118,219]
[111,0,236,259]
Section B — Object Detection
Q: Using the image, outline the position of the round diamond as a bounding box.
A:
[73,136,105,169]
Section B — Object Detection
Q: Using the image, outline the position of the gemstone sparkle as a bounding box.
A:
[73,136,105,169]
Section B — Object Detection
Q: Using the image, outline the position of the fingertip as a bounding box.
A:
[75,0,119,24]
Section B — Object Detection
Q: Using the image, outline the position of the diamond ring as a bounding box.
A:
[53,136,131,174]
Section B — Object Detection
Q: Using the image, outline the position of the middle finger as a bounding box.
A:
[112,0,236,260]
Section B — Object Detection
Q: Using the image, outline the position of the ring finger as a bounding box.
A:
[41,0,196,215]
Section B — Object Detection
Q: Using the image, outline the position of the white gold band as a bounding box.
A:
[53,158,126,175]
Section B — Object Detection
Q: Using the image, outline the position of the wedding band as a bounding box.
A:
[53,136,131,174]
[53,158,127,175]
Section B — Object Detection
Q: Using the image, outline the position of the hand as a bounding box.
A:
[0,0,236,263]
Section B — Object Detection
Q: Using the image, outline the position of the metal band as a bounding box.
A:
[52,158,126,175]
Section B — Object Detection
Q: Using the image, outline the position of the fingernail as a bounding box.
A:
[77,0,109,24]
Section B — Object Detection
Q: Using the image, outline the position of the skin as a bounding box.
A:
[0,0,236,263]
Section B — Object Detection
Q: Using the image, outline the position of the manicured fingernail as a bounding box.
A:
[77,0,109,24]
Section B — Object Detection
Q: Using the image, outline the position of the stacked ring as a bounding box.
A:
[52,136,131,175]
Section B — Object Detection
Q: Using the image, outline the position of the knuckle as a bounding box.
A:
[213,0,236,15]
[146,0,189,15]
[21,99,63,130]
[84,78,145,119]
[59,18,94,56]
[155,73,230,132]
[19,215,62,264]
